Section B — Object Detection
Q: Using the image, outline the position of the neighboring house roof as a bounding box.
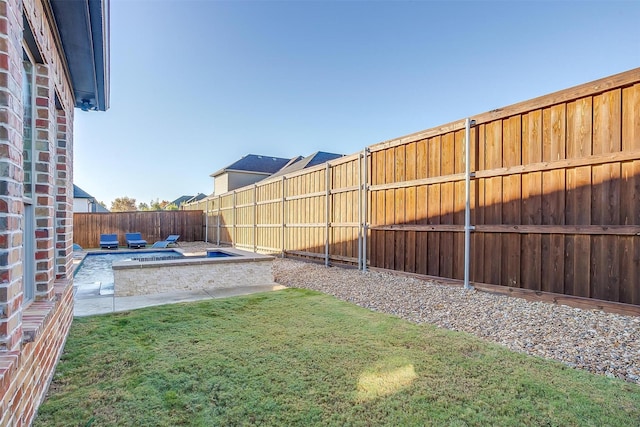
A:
[94,203,110,213]
[210,154,293,177]
[171,195,195,206]
[48,0,110,111]
[270,152,344,178]
[73,184,94,199]
[185,193,207,204]
[73,185,110,212]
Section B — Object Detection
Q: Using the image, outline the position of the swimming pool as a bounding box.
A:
[74,250,183,297]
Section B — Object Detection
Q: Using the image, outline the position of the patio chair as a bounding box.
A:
[125,232,147,249]
[151,234,181,249]
[165,235,181,245]
[99,234,119,249]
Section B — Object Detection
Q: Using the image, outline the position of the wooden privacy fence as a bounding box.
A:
[185,68,640,310]
[73,211,204,248]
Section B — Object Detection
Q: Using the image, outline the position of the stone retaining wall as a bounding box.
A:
[113,254,276,297]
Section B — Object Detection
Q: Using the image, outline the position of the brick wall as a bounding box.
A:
[34,63,56,302]
[0,0,78,424]
[55,109,73,280]
[0,0,26,353]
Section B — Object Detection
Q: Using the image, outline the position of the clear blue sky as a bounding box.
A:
[74,0,640,207]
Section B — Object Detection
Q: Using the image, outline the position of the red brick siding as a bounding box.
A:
[0,0,26,352]
[54,109,73,280]
[0,0,78,424]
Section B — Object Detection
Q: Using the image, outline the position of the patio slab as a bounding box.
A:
[74,284,287,317]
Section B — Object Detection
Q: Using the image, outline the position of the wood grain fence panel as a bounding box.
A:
[394,145,406,271]
[452,130,465,280]
[73,211,203,248]
[371,151,385,267]
[345,161,356,259]
[404,141,417,273]
[541,104,566,294]
[331,164,340,256]
[620,83,640,304]
[591,90,622,301]
[427,136,441,276]
[502,116,522,288]
[472,124,486,283]
[415,139,428,274]
[439,132,455,279]
[384,148,395,270]
[521,110,543,291]
[541,104,566,293]
[484,120,503,285]
[342,163,351,258]
[565,97,593,297]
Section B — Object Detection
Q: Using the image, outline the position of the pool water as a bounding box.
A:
[206,250,237,258]
[74,251,183,297]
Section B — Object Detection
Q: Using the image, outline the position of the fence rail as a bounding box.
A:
[73,211,204,248]
[184,68,640,310]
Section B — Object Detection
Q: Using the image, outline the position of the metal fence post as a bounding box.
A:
[464,118,476,290]
[362,148,369,272]
[281,176,286,258]
[325,162,330,267]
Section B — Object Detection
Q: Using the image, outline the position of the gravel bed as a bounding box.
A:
[273,258,640,384]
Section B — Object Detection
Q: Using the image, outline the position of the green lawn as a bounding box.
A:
[35,289,640,426]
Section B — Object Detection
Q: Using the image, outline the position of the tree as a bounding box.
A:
[111,196,137,212]
[164,203,179,211]
[149,199,163,211]
[138,202,150,211]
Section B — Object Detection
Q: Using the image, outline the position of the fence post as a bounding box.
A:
[205,199,209,243]
[358,151,362,270]
[232,191,237,248]
[362,148,369,272]
[254,184,258,253]
[216,195,221,246]
[281,176,286,258]
[464,118,476,290]
[325,162,331,267]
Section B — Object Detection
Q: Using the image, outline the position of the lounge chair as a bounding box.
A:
[99,234,119,249]
[125,232,147,249]
[165,235,180,245]
[151,235,180,249]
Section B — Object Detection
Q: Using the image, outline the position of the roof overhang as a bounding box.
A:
[210,169,273,178]
[49,0,110,111]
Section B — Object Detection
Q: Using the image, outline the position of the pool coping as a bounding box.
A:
[111,247,274,270]
[73,247,184,275]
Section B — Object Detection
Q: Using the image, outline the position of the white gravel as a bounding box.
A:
[273,258,640,384]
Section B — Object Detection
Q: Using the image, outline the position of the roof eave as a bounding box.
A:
[211,169,273,178]
[49,0,110,111]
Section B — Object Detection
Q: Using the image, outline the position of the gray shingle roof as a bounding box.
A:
[171,195,195,206]
[211,154,293,177]
[73,184,94,199]
[94,203,110,213]
[270,152,344,178]
[186,193,207,203]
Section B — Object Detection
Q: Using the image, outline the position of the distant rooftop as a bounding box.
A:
[185,193,207,204]
[210,154,293,177]
[171,195,195,206]
[271,151,344,178]
[73,184,109,212]
[73,184,94,199]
